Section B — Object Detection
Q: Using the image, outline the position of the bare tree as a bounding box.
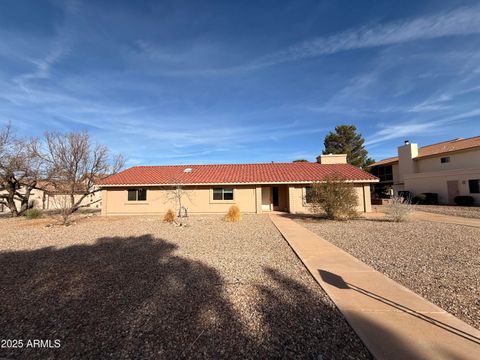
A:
[162,178,195,226]
[37,131,124,223]
[0,124,42,216]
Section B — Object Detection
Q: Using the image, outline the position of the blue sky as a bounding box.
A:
[1,0,479,166]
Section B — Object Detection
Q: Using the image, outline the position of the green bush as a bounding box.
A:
[25,208,43,219]
[308,174,359,220]
[454,196,474,206]
[412,193,438,205]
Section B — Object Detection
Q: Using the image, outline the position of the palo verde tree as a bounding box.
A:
[37,131,125,223]
[318,125,374,168]
[0,123,42,216]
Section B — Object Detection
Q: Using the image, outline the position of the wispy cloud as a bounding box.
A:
[13,44,70,91]
[151,4,480,76]
[248,5,480,69]
[366,109,480,146]
[365,122,439,146]
[11,0,78,91]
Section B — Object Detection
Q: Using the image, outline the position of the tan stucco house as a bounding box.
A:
[0,181,101,214]
[369,136,480,204]
[97,155,378,216]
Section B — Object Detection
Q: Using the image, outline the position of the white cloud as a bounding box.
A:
[14,44,70,90]
[248,5,480,69]
[365,122,438,146]
[366,109,480,146]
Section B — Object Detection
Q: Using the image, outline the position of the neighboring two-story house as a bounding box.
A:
[369,136,480,204]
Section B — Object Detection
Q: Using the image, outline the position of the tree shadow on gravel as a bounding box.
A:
[1,235,371,359]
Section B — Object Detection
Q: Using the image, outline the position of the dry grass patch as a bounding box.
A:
[163,209,176,223]
[224,205,241,222]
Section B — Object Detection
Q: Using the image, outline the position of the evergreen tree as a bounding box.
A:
[318,125,373,168]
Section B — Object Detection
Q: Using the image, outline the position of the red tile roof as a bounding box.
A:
[98,163,378,186]
[369,136,480,167]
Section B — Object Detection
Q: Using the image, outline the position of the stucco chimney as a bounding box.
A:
[398,141,418,178]
[317,154,348,164]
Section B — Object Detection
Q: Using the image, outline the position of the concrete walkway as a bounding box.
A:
[367,208,480,228]
[412,210,480,228]
[270,214,480,360]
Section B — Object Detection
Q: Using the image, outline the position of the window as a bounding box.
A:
[128,189,147,201]
[212,188,234,200]
[469,179,480,194]
[305,186,314,204]
[441,156,450,163]
[371,165,393,182]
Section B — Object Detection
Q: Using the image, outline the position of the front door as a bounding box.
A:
[272,187,279,207]
[447,180,459,204]
[261,187,271,211]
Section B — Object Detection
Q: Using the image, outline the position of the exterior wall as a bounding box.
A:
[391,163,401,185]
[404,168,480,204]
[287,183,371,214]
[362,184,372,212]
[415,149,480,173]
[101,183,374,216]
[255,187,262,213]
[102,185,258,216]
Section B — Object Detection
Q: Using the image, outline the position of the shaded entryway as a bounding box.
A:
[261,185,289,212]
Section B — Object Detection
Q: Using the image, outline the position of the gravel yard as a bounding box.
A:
[0,214,370,360]
[414,204,480,219]
[295,217,480,330]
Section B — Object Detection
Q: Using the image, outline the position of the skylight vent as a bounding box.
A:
[183,168,193,173]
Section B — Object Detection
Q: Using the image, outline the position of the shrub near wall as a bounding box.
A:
[25,208,42,219]
[454,196,475,206]
[224,205,241,222]
[308,174,358,220]
[412,193,438,205]
[163,209,176,223]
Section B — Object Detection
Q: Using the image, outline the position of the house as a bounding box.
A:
[368,136,480,204]
[97,154,378,216]
[0,181,101,214]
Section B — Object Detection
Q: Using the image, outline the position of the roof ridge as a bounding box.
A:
[131,162,327,167]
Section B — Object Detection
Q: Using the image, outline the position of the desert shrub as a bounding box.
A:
[386,195,414,222]
[163,209,176,223]
[25,208,42,219]
[454,196,474,206]
[308,174,359,220]
[224,205,241,222]
[412,193,438,205]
